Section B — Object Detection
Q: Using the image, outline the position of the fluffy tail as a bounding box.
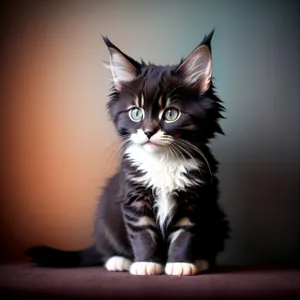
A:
[26,245,103,268]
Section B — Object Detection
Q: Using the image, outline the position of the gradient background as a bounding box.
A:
[0,0,299,266]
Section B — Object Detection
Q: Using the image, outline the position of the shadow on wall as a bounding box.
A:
[218,156,300,266]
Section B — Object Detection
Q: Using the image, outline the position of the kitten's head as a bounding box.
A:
[103,31,224,155]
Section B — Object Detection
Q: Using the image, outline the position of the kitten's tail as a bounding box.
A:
[26,245,103,268]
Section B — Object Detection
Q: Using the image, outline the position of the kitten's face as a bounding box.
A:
[103,32,224,155]
[111,72,207,155]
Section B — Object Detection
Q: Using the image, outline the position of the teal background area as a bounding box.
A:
[100,0,300,266]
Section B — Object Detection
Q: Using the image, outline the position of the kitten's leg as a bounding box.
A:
[165,218,209,276]
[123,202,164,275]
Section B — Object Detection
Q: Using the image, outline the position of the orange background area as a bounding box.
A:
[0,1,121,260]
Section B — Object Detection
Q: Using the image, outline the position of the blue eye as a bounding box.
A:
[163,108,180,122]
[129,107,143,122]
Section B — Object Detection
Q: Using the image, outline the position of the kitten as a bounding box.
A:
[27,30,230,276]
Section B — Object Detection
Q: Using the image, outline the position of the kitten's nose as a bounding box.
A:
[144,131,155,139]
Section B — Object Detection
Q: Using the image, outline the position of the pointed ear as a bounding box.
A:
[102,36,140,91]
[176,33,213,94]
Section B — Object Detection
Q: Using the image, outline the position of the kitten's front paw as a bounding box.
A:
[105,256,132,272]
[129,262,163,275]
[165,260,209,276]
[165,262,197,276]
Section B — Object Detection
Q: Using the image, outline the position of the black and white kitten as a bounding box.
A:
[27,31,230,276]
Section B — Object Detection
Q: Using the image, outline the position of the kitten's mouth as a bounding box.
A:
[146,141,157,146]
[141,140,160,147]
[142,141,161,147]
[139,140,163,152]
[140,140,170,154]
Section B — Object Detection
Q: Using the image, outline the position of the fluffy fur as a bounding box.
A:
[27,30,230,276]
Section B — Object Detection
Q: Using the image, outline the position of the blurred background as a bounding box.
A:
[0,0,299,266]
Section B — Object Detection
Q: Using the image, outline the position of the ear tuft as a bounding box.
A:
[101,35,117,49]
[200,29,215,49]
[102,36,140,91]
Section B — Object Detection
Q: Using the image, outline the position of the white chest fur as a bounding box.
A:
[125,144,200,230]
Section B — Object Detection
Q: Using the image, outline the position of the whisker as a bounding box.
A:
[169,144,182,161]
[156,136,198,166]
[175,138,212,179]
[172,142,199,168]
[104,135,132,165]
[119,144,132,162]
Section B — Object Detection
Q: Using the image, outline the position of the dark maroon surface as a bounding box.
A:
[0,263,299,299]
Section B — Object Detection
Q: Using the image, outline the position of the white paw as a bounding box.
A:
[104,256,132,272]
[129,262,163,275]
[165,260,209,276]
